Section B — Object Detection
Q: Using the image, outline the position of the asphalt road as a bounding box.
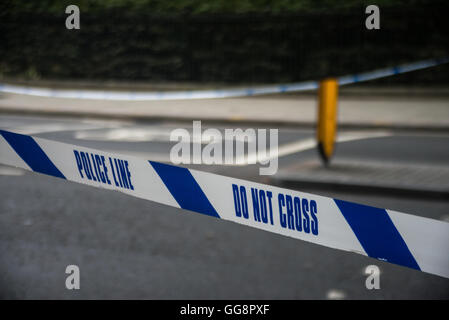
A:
[0,114,448,299]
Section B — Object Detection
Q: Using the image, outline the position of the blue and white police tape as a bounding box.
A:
[0,58,448,100]
[1,128,448,278]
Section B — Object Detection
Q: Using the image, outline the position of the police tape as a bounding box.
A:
[0,58,448,100]
[1,128,448,278]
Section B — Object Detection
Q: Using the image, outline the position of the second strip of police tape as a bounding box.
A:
[0,58,447,100]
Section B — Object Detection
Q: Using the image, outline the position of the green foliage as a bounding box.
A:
[0,2,447,83]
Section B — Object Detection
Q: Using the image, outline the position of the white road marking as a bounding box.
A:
[75,127,175,142]
[326,289,346,300]
[241,131,393,165]
[0,116,131,135]
[74,127,253,143]
[74,128,393,166]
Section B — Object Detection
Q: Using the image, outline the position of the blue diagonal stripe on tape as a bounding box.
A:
[0,130,66,179]
[149,161,220,219]
[334,199,420,271]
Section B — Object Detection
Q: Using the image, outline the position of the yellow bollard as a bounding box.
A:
[317,78,338,165]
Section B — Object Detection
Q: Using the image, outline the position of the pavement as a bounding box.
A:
[273,158,449,198]
[1,86,449,130]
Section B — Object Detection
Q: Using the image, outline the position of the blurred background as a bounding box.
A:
[1,0,448,85]
[0,0,449,300]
